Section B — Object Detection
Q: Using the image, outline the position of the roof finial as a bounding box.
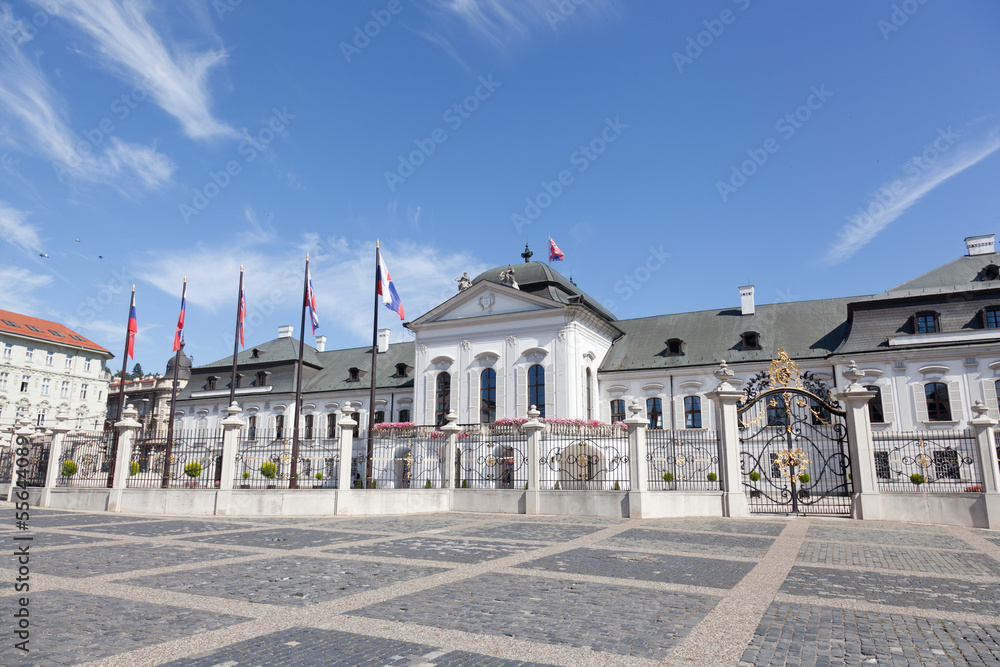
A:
[521,243,533,263]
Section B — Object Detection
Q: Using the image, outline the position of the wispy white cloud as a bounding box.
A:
[0,6,175,192]
[827,129,1000,264]
[0,266,52,311]
[33,0,235,140]
[0,202,42,253]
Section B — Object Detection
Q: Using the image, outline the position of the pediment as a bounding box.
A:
[410,282,562,325]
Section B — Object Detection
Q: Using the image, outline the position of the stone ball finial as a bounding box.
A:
[527,405,540,420]
[628,399,643,416]
[342,404,354,416]
[714,360,735,384]
[446,410,458,423]
[972,400,989,418]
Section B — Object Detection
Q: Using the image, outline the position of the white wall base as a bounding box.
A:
[875,492,988,528]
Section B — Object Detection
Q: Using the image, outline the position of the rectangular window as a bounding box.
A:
[374,411,385,424]
[25,348,33,362]
[874,451,891,479]
[80,383,88,399]
[21,375,30,392]
[45,351,53,365]
[247,415,257,440]
[275,415,284,439]
[65,355,73,369]
[60,381,69,397]
[36,409,46,427]
[987,308,1000,328]
[3,344,11,359]
[916,313,938,334]
[25,325,41,332]
[83,358,92,372]
[610,399,626,423]
[398,409,410,423]
[933,450,961,480]
[0,372,7,390]
[304,414,314,440]
[684,396,702,429]
[326,413,337,438]
[41,378,50,395]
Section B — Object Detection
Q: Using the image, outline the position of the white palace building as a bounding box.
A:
[173,233,1000,440]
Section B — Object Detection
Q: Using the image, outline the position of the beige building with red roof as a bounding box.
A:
[0,309,113,434]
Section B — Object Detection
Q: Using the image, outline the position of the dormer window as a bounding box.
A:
[984,264,1000,281]
[234,373,243,389]
[984,307,1000,329]
[256,371,269,387]
[395,363,408,377]
[665,339,684,356]
[206,376,218,391]
[251,348,261,359]
[915,311,939,334]
[348,367,361,382]
[741,331,761,351]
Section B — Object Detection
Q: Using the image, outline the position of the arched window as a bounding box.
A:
[480,368,497,424]
[924,382,951,421]
[865,386,885,423]
[326,413,336,439]
[586,368,593,420]
[684,396,702,428]
[528,364,545,418]
[610,399,626,423]
[646,398,662,429]
[435,372,451,426]
[399,408,411,423]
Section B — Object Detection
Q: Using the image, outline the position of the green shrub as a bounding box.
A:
[461,479,468,488]
[260,461,277,479]
[707,472,718,482]
[129,461,139,476]
[61,460,79,477]
[749,471,761,482]
[372,480,377,489]
[184,461,202,478]
[910,473,925,486]
[355,479,362,488]
[613,481,621,491]
[554,481,561,490]
[525,481,528,490]
[798,473,810,484]
[242,471,250,480]
[315,472,323,481]
[424,478,432,488]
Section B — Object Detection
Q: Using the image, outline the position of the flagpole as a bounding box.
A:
[290,254,309,489]
[229,267,243,407]
[366,241,380,489]
[163,276,186,488]
[109,285,135,488]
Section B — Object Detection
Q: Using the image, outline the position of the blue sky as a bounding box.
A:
[1,0,998,375]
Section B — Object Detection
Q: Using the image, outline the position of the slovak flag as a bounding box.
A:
[126,289,137,359]
[172,279,186,352]
[376,247,404,320]
[549,236,564,262]
[306,266,319,336]
[238,286,246,348]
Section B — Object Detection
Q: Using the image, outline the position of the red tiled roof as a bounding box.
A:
[0,309,112,356]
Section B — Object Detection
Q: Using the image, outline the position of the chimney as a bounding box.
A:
[315,335,326,352]
[277,325,293,339]
[965,234,995,256]
[739,285,755,316]
[378,328,390,354]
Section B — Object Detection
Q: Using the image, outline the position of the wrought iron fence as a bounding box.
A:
[646,429,721,491]
[0,447,11,484]
[872,429,981,492]
[540,425,629,490]
[364,427,444,489]
[456,423,528,489]
[129,429,223,489]
[58,431,114,487]
[14,436,51,487]
[235,429,295,489]
[296,438,340,489]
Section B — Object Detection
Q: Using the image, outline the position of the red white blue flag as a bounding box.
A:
[238,284,246,348]
[306,265,319,336]
[376,246,404,320]
[126,288,137,359]
[172,279,186,352]
[549,236,564,262]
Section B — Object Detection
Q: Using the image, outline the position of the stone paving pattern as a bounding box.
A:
[2,506,1000,666]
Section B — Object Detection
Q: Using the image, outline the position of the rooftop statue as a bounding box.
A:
[455,272,472,291]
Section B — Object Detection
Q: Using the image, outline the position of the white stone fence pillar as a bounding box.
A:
[523,406,545,514]
[969,401,1000,529]
[442,410,459,489]
[219,403,243,493]
[625,399,649,517]
[107,405,141,512]
[706,361,749,518]
[836,361,881,521]
[338,406,357,492]
[39,412,71,507]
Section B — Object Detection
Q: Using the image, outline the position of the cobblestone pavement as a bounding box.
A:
[2,507,1000,666]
